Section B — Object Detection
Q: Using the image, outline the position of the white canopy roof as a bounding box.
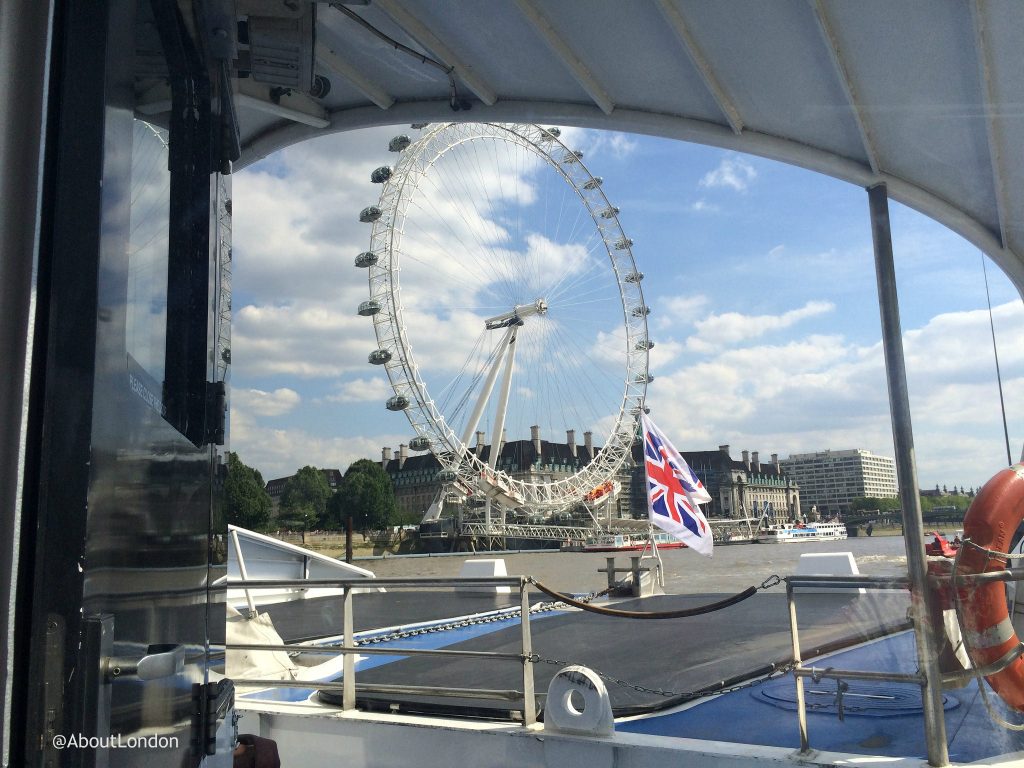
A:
[234,0,1024,290]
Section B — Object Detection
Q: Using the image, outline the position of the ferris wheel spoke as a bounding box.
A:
[361,123,648,511]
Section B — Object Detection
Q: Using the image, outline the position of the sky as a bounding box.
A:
[230,123,1024,493]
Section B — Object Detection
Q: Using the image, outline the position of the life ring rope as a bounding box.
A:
[951,533,1024,729]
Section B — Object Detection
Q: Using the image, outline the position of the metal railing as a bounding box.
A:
[222,576,538,725]
[785,569,1024,763]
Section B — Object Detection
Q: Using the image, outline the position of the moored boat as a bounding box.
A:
[755,520,848,544]
[582,531,686,551]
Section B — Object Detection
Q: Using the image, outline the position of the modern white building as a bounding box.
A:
[781,449,898,518]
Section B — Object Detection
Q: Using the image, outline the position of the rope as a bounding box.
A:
[528,577,760,619]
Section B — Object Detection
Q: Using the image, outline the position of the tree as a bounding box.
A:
[223,452,272,532]
[279,465,332,539]
[328,459,400,561]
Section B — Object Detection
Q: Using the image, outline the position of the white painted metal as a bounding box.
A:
[371,0,499,107]
[808,0,879,174]
[654,0,743,135]
[970,0,1010,251]
[512,0,615,116]
[315,41,395,111]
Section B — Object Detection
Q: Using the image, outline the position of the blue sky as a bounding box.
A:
[230,124,1024,492]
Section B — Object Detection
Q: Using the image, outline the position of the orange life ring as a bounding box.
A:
[956,464,1024,711]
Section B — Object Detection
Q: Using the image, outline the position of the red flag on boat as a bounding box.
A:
[641,413,713,556]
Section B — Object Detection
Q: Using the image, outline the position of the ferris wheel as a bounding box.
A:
[356,123,651,512]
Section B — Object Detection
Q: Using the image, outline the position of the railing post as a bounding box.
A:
[520,578,536,725]
[868,183,950,767]
[230,528,257,618]
[343,585,355,711]
[787,579,810,754]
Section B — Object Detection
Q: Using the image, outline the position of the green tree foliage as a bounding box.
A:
[280,465,332,531]
[223,452,272,531]
[328,459,400,533]
[849,497,902,514]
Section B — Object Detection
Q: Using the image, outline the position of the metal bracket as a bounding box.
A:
[103,643,184,682]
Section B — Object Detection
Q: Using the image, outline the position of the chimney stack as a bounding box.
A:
[772,453,780,472]
[531,425,541,459]
[476,430,485,455]
[393,449,400,464]
[382,447,391,468]
[752,451,760,472]
[567,429,577,458]
[584,431,594,459]
[500,428,507,456]
[742,450,750,470]
[718,444,730,456]
[399,444,408,469]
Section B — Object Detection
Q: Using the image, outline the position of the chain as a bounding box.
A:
[353,587,612,647]
[528,652,796,700]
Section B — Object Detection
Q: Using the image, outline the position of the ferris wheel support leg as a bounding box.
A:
[488,328,519,473]
[485,327,520,535]
[458,324,516,449]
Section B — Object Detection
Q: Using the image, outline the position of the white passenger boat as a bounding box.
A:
[756,520,849,544]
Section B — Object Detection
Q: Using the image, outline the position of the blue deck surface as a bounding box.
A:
[617,631,1024,762]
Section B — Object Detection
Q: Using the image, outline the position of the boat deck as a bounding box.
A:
[304,590,911,717]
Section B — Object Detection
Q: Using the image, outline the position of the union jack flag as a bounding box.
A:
[641,413,713,556]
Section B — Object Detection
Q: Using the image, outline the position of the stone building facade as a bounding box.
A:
[629,443,800,523]
[380,427,602,521]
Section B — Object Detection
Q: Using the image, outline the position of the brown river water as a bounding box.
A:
[359,535,914,596]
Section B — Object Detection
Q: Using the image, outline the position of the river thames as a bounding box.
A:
[362,535,917,595]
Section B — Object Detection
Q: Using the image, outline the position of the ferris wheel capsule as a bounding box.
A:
[371,166,392,183]
[389,135,411,152]
[583,176,603,190]
[357,300,381,316]
[613,237,633,250]
[631,305,651,317]
[624,271,644,283]
[437,469,458,483]
[359,206,382,223]
[409,436,431,451]
[386,395,410,411]
[355,251,378,268]
[636,373,654,384]
[599,206,620,219]
[635,339,654,350]
[368,349,392,365]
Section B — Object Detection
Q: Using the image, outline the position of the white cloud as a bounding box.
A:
[324,377,392,403]
[233,387,301,417]
[687,300,835,351]
[641,300,1024,489]
[233,303,376,378]
[230,409,409,481]
[690,199,719,213]
[556,127,638,159]
[699,155,758,192]
[656,295,710,329]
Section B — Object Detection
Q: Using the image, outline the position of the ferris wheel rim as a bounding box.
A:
[362,122,650,508]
